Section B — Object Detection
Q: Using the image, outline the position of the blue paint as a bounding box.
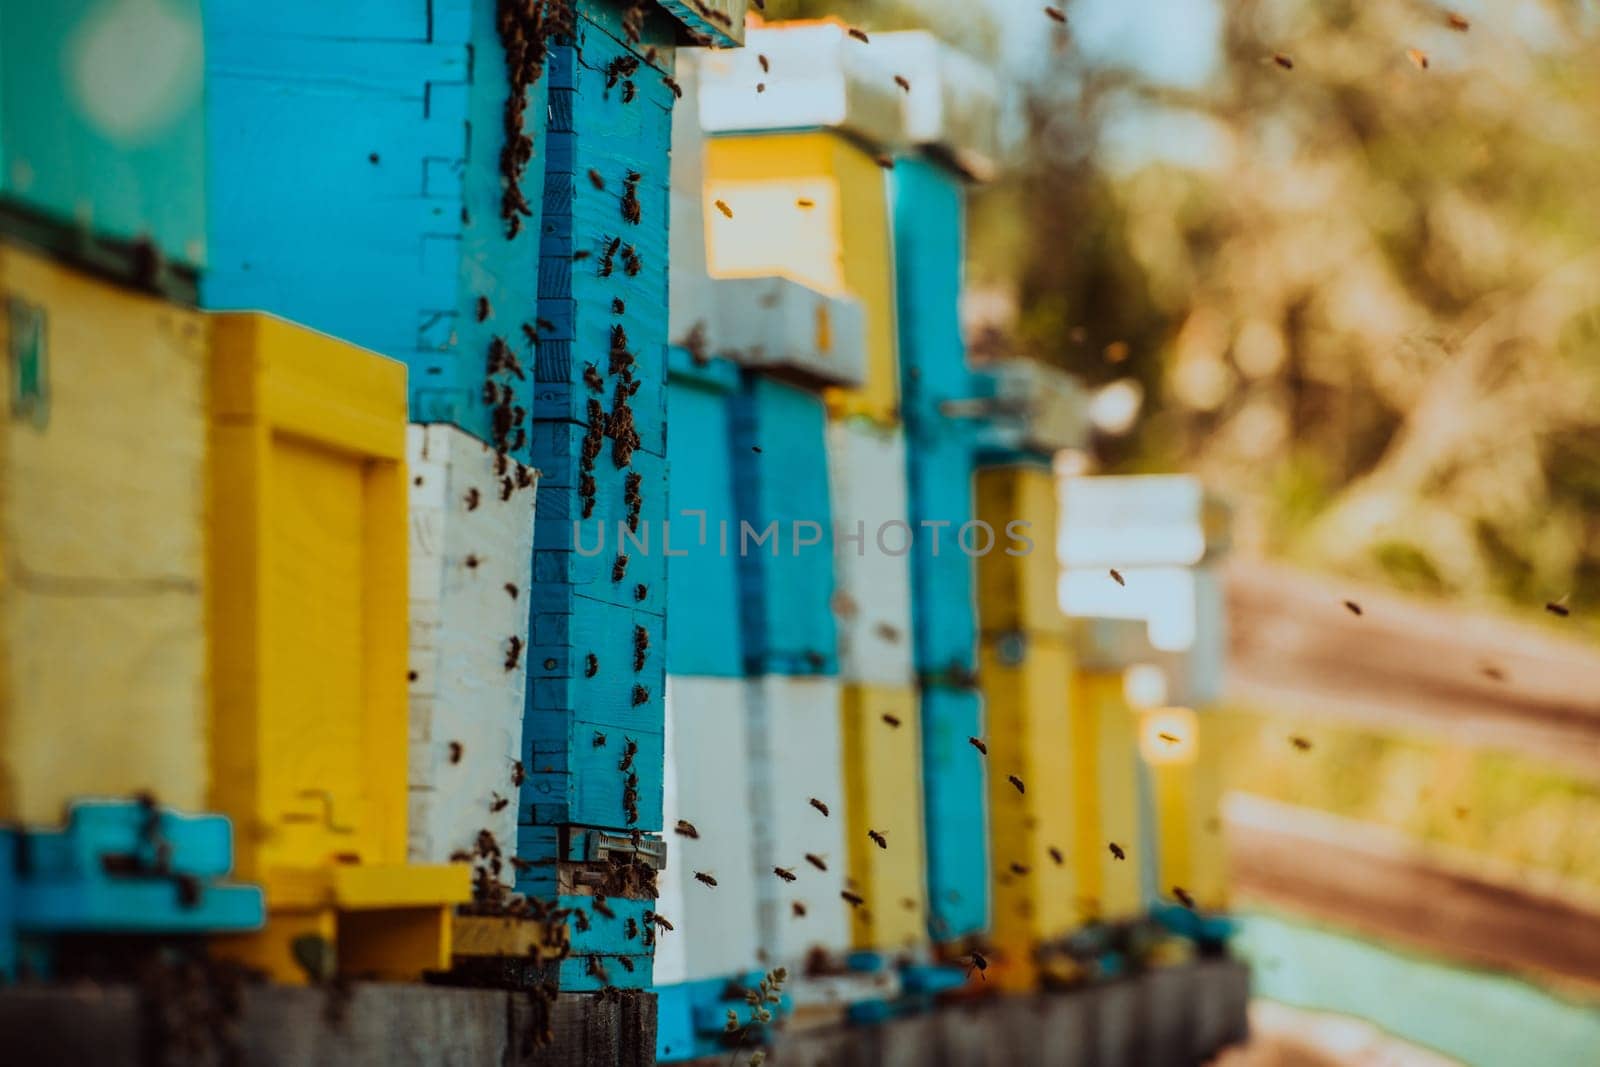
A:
[0,0,208,267]
[205,0,543,453]
[665,350,743,676]
[729,373,838,676]
[655,972,791,1062]
[919,683,989,941]
[891,158,980,678]
[0,801,263,978]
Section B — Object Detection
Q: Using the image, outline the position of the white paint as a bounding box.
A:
[693,25,907,150]
[657,676,762,984]
[825,420,914,685]
[709,277,867,389]
[745,675,850,962]
[870,31,1000,180]
[405,424,536,873]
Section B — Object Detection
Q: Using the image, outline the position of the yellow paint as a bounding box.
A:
[704,131,899,424]
[453,914,568,960]
[1071,671,1143,924]
[978,633,1078,990]
[1140,706,1199,766]
[975,466,1068,638]
[206,312,464,980]
[1148,714,1228,911]
[0,242,208,825]
[840,684,927,950]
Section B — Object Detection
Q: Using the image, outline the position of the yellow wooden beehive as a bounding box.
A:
[1141,706,1228,912]
[975,465,1069,639]
[703,131,899,424]
[840,683,927,950]
[1071,671,1144,925]
[0,241,209,826]
[978,632,1079,990]
[206,313,468,982]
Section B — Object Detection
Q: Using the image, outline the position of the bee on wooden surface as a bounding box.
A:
[1048,847,1064,866]
[621,80,636,103]
[840,890,865,907]
[791,901,807,918]
[662,75,683,99]
[522,323,540,347]
[621,244,641,276]
[490,793,510,813]
[613,555,629,582]
[1007,775,1025,794]
[635,583,648,602]
[809,798,830,817]
[694,871,718,888]
[867,829,887,850]
[674,819,700,838]
[476,295,492,322]
[1406,48,1429,70]
[616,957,635,973]
[848,27,869,43]
[714,199,733,219]
[752,445,764,454]
[1109,568,1125,587]
[612,297,626,314]
[586,956,610,983]
[503,582,519,600]
[572,910,590,932]
[633,626,650,671]
[465,487,481,511]
[805,853,827,872]
[572,250,593,263]
[1447,11,1470,31]
[1547,601,1571,617]
[1043,6,1066,22]
[773,866,797,883]
[631,685,648,706]
[619,738,638,773]
[965,950,988,981]
[586,654,600,678]
[1009,862,1028,876]
[621,181,641,226]
[510,760,525,787]
[598,237,621,277]
[1109,842,1125,861]
[449,741,464,765]
[505,635,523,671]
[1173,886,1197,910]
[592,895,616,920]
[624,917,639,941]
[588,169,605,190]
[1290,735,1312,751]
[499,476,514,501]
[880,713,902,728]
[1273,52,1294,70]
[969,736,988,755]
[893,75,910,92]
[594,730,608,747]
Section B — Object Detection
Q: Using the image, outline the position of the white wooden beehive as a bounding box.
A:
[405,424,536,873]
[745,674,851,961]
[657,675,763,984]
[871,30,1000,180]
[824,419,915,685]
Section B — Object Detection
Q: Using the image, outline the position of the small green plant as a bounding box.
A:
[725,966,787,1067]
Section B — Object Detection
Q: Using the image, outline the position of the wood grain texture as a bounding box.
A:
[0,245,208,825]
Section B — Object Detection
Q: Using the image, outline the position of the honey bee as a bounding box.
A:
[1157,731,1180,745]
[449,741,464,765]
[593,730,608,747]
[613,555,629,582]
[796,198,815,209]
[840,890,865,907]
[756,82,765,93]
[634,584,648,602]
[572,250,591,261]
[848,27,869,43]
[1009,862,1028,875]
[1290,735,1312,751]
[874,154,893,169]
[476,295,491,322]
[1043,6,1066,22]
[616,957,635,973]
[662,76,683,99]
[586,956,610,983]
[621,81,636,104]
[1109,568,1125,587]
[1446,11,1470,31]
[714,199,733,219]
[968,737,988,755]
[694,871,718,888]
[612,298,626,314]
[633,626,649,671]
[631,685,648,706]
[809,798,830,817]
[587,169,605,190]
[619,738,638,772]
[1406,48,1429,70]
[773,866,797,882]
[510,760,525,787]
[1173,886,1197,910]
[650,911,674,932]
[584,654,600,679]
[1547,601,1571,617]
[621,180,641,226]
[804,853,827,872]
[465,487,481,511]
[592,895,616,919]
[1048,847,1064,866]
[490,793,510,813]
[624,918,639,941]
[791,901,807,918]
[874,622,902,643]
[1342,599,1362,615]
[1007,775,1025,794]
[880,713,902,728]
[867,829,887,850]
[504,583,519,600]
[893,75,910,93]
[505,635,524,671]
[966,950,988,981]
[758,54,770,73]
[1109,842,1125,861]
[1273,52,1294,70]
[1481,664,1505,682]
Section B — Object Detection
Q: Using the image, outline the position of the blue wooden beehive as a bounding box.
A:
[204,0,543,453]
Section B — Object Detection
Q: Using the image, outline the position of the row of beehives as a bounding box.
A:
[649,25,1232,1061]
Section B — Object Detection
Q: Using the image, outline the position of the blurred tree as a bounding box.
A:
[989,0,1600,614]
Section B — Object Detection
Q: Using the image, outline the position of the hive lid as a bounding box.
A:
[1059,475,1232,567]
[694,20,908,150]
[871,31,1000,181]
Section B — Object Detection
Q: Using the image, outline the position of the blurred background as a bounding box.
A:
[772,0,1600,1062]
